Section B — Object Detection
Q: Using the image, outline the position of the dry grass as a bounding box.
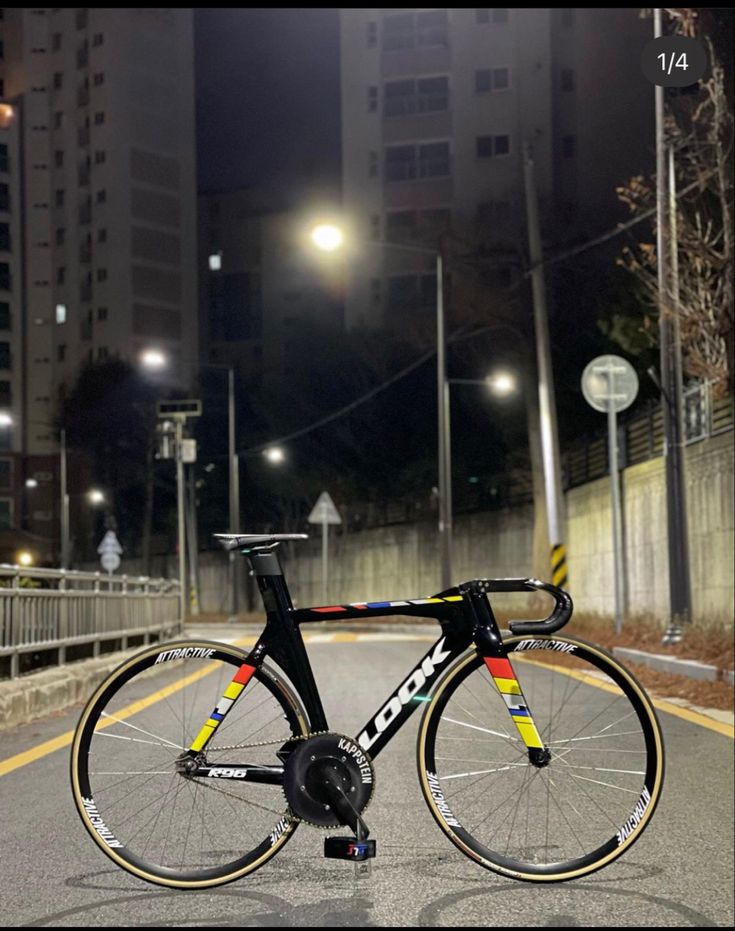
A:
[501,610,735,713]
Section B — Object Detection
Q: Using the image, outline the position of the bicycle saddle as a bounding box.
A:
[214,533,309,551]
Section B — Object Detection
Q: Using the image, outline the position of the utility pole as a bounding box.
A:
[228,366,240,620]
[523,141,567,589]
[436,249,452,591]
[186,465,200,615]
[60,428,70,569]
[654,8,692,642]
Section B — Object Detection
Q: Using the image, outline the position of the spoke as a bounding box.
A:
[99,712,184,750]
[94,731,176,749]
[559,765,645,776]
[442,764,526,780]
[441,716,519,741]
[548,729,643,745]
[561,771,641,794]
[91,770,172,776]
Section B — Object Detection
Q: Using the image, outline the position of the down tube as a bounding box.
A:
[355,634,468,758]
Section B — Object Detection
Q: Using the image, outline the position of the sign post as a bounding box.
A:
[307,491,342,604]
[581,355,639,633]
[157,400,201,626]
[97,529,122,575]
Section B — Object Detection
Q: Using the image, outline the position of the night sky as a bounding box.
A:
[194,8,341,204]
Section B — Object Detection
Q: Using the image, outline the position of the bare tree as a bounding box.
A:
[616,9,734,397]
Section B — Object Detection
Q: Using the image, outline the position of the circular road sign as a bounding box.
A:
[100,551,121,573]
[581,355,639,414]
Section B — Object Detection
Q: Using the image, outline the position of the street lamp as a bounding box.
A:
[87,488,106,506]
[445,370,520,537]
[309,223,452,589]
[263,445,286,465]
[486,369,518,397]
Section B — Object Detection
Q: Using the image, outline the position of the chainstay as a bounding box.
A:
[209,730,330,752]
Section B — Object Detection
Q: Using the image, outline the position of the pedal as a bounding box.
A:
[324,836,376,862]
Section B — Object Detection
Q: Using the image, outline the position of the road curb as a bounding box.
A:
[611,646,730,683]
[0,650,138,733]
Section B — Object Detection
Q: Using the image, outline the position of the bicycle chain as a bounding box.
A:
[209,729,327,753]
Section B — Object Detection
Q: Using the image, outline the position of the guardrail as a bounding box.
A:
[0,565,182,679]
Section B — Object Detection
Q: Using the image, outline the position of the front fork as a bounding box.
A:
[473,621,551,768]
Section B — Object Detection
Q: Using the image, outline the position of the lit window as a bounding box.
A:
[55,303,67,324]
[208,252,222,271]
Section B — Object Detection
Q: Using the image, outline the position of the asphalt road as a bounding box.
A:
[0,629,733,927]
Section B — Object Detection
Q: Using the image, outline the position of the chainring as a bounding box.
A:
[282,732,375,827]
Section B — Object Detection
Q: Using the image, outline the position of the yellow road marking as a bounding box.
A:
[514,655,734,739]
[0,637,256,779]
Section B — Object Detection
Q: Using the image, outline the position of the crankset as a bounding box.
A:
[282,732,375,832]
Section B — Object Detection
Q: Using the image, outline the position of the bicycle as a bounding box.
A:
[70,533,664,889]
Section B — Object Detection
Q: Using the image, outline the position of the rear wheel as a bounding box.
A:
[418,635,664,881]
[71,640,308,888]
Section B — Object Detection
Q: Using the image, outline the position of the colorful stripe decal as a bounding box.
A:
[190,663,256,753]
[310,595,464,614]
[483,656,544,750]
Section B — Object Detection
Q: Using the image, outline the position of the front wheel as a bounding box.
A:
[71,640,309,889]
[418,635,664,882]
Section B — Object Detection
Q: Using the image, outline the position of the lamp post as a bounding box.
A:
[310,224,451,588]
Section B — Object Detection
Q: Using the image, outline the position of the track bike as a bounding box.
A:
[71,533,664,888]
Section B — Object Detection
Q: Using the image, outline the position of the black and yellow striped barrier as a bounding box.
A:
[551,543,568,588]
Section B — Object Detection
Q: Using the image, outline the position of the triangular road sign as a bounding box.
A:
[308,491,342,525]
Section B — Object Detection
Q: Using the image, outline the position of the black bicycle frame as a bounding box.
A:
[214,546,573,764]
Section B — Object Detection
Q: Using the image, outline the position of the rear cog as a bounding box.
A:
[282,732,375,827]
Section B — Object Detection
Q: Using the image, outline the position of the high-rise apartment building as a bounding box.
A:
[339,8,653,329]
[0,8,197,558]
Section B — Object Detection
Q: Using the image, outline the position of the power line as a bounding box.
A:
[239,174,708,456]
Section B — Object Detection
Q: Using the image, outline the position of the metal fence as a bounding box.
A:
[563,381,733,490]
[0,565,182,679]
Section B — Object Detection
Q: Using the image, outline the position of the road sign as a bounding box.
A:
[308,491,342,526]
[581,355,639,413]
[308,491,341,604]
[581,355,639,635]
[157,399,202,419]
[97,529,123,574]
[181,438,197,463]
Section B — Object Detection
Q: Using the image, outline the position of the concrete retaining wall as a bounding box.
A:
[107,432,733,626]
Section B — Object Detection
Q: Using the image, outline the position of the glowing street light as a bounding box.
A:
[310,223,344,253]
[87,488,106,506]
[486,370,518,397]
[25,478,39,489]
[0,411,13,428]
[140,348,168,371]
[263,446,285,465]
[17,551,34,567]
